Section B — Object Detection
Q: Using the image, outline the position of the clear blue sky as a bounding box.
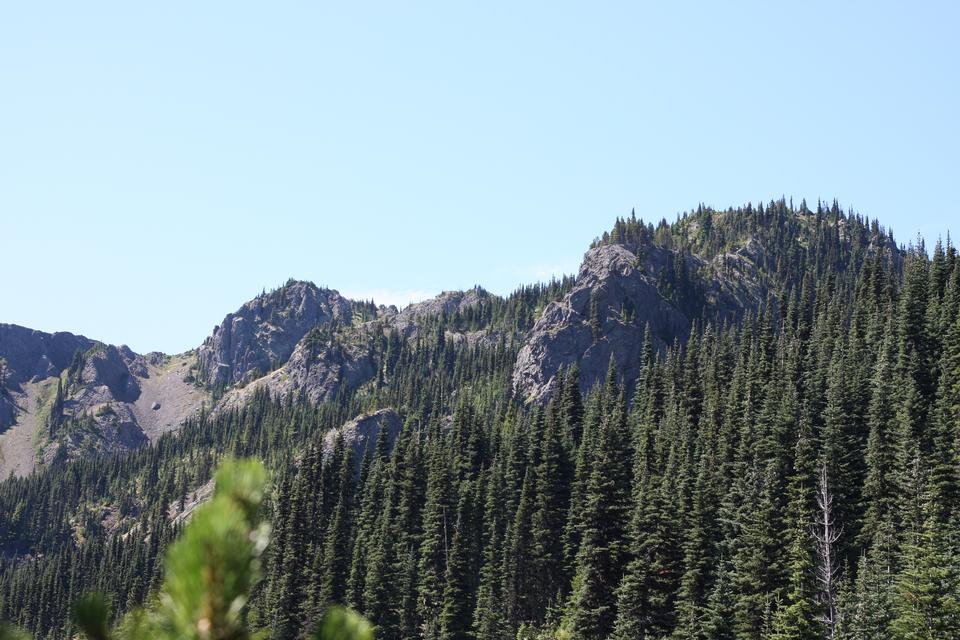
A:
[2,2,957,354]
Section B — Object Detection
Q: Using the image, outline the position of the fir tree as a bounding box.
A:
[566,372,632,640]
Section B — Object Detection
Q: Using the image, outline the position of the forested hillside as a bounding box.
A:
[2,200,959,639]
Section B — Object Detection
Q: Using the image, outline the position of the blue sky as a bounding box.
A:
[1,2,957,353]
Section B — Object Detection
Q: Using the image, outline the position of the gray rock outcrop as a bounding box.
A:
[77,344,141,403]
[212,326,378,415]
[322,408,402,463]
[42,402,148,465]
[513,240,764,403]
[0,324,93,390]
[196,281,353,388]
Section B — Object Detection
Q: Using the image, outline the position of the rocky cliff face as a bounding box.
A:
[0,325,94,384]
[512,239,765,402]
[0,325,94,430]
[196,280,353,388]
[74,344,143,404]
[212,325,379,415]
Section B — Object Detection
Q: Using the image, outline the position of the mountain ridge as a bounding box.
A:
[0,200,903,477]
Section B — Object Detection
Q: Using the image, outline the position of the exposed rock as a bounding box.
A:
[0,325,93,386]
[0,325,93,430]
[78,344,141,403]
[513,240,764,403]
[168,478,216,527]
[212,326,378,415]
[445,328,507,350]
[392,287,492,339]
[151,402,161,411]
[0,325,210,476]
[196,280,353,389]
[143,352,167,367]
[118,345,149,377]
[42,402,148,465]
[322,408,402,463]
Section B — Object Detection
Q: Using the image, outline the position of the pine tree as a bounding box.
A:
[473,458,508,640]
[439,479,482,640]
[819,340,865,567]
[317,448,355,615]
[891,500,960,639]
[928,315,960,523]
[769,524,821,640]
[363,434,405,640]
[560,364,585,450]
[392,422,428,640]
[700,559,736,640]
[529,396,572,618]
[269,467,309,640]
[860,322,899,549]
[503,468,536,631]
[838,543,896,640]
[769,415,821,640]
[566,374,632,640]
[562,387,603,575]
[417,428,455,640]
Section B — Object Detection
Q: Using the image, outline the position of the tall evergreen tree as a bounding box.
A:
[566,369,632,640]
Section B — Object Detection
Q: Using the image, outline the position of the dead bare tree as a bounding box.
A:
[815,462,842,639]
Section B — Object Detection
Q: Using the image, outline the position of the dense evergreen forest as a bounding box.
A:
[2,202,960,639]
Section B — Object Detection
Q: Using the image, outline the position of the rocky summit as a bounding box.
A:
[196,280,354,389]
[512,235,766,402]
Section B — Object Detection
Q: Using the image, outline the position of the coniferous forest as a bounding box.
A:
[2,202,960,639]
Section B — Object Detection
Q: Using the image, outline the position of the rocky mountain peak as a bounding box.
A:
[196,280,353,388]
[512,216,782,402]
[512,202,902,403]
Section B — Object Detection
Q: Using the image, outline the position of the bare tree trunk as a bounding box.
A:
[815,462,842,639]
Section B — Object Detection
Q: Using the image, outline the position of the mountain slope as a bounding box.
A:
[0,326,210,476]
[5,201,954,640]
